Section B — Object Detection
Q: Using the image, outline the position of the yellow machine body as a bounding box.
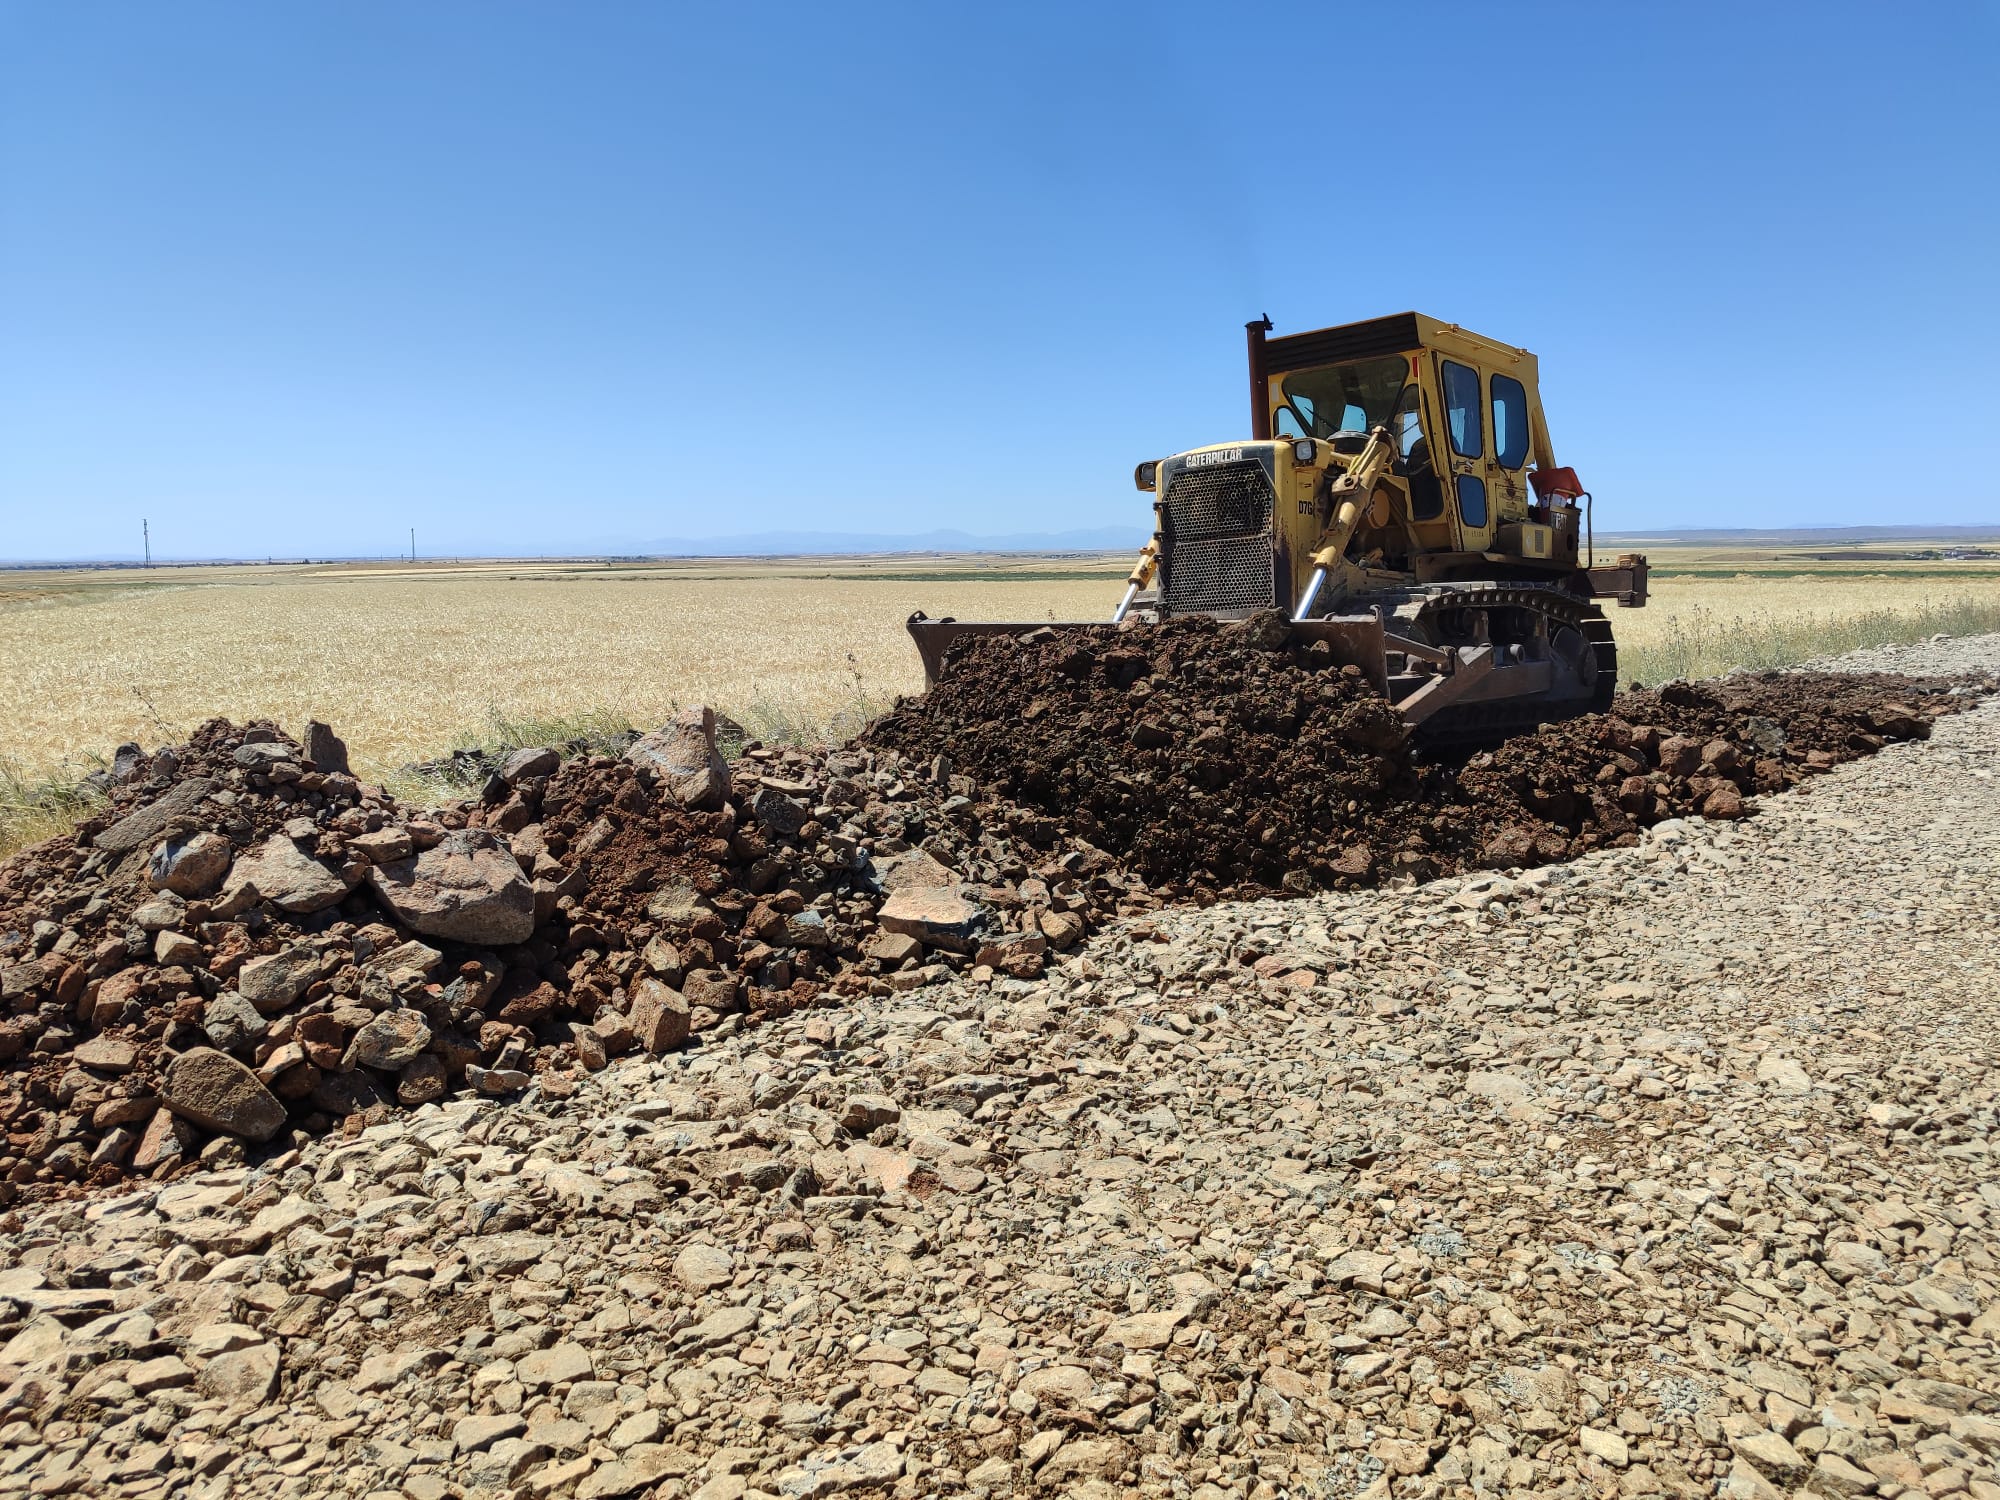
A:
[1133,312,1645,621]
[910,312,1649,740]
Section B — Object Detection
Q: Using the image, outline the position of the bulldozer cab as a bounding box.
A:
[1253,312,1559,567]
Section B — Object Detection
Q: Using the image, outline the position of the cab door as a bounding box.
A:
[1434,356,1494,553]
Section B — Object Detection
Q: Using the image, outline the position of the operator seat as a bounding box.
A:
[1403,434,1444,521]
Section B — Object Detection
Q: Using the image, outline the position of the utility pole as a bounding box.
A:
[410,527,416,562]
[142,519,151,568]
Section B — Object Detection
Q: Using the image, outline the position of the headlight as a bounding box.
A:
[1134,461,1158,491]
[1291,438,1316,464]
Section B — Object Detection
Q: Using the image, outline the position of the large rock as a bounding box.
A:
[673,1243,734,1291]
[198,1342,279,1405]
[862,930,921,966]
[236,944,320,1012]
[750,785,809,841]
[646,881,713,926]
[1729,1430,1808,1489]
[1038,910,1085,950]
[301,720,349,774]
[625,707,729,811]
[878,888,983,953]
[222,834,357,915]
[500,746,559,783]
[162,1048,287,1141]
[201,992,268,1054]
[133,1107,199,1171]
[347,827,413,863]
[109,742,149,784]
[870,849,958,893]
[681,970,740,1014]
[73,1035,138,1073]
[397,1053,447,1106]
[343,1010,432,1071]
[368,830,536,944]
[627,978,690,1053]
[147,832,232,896]
[516,1341,593,1389]
[92,777,222,854]
[1039,1438,1131,1486]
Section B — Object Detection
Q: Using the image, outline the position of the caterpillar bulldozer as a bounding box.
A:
[908,311,1649,740]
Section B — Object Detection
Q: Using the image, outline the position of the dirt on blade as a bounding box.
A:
[862,613,1975,892]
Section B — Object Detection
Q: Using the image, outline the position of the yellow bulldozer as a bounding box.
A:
[909,311,1649,739]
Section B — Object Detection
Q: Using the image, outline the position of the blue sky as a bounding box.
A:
[2,2,1996,559]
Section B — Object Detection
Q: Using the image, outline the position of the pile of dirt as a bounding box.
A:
[1455,672,1954,868]
[0,613,1977,1201]
[863,613,1973,892]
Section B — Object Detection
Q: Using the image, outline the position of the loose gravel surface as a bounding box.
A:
[1,638,1997,1500]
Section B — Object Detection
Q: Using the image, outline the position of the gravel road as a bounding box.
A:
[1,638,1996,1500]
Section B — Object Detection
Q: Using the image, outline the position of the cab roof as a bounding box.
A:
[1264,312,1532,375]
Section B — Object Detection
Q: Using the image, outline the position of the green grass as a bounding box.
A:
[372,707,643,803]
[370,680,904,810]
[1620,597,2000,686]
[734,688,900,751]
[0,755,107,861]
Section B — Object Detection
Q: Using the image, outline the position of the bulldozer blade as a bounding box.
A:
[1289,615,1388,694]
[906,610,1390,691]
[905,614,1092,687]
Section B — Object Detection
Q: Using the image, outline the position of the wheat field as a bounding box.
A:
[0,560,1119,783]
[2,550,1998,796]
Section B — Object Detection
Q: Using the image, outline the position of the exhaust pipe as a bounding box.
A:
[1246,315,1274,441]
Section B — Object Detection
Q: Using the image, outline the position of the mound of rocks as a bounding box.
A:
[0,715,1127,1201]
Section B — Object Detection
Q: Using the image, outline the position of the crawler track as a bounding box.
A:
[1410,584,1618,745]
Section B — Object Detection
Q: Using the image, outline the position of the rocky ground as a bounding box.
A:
[0,637,1994,1500]
[2,614,1964,1200]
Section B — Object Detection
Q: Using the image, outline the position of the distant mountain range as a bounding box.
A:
[0,525,1153,567]
[12,522,1999,568]
[1599,524,2000,544]
[616,525,1150,556]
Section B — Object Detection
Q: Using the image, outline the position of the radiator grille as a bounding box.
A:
[1161,460,1275,616]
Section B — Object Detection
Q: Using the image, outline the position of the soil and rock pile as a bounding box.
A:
[0,614,1978,1201]
[864,613,1971,893]
[0,713,1126,1202]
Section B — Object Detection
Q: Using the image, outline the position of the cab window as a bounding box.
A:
[1394,385,1424,459]
[1491,374,1529,469]
[1279,355,1408,439]
[1441,360,1483,459]
[1457,473,1488,528]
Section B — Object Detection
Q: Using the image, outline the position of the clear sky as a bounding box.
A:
[2,2,1996,559]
